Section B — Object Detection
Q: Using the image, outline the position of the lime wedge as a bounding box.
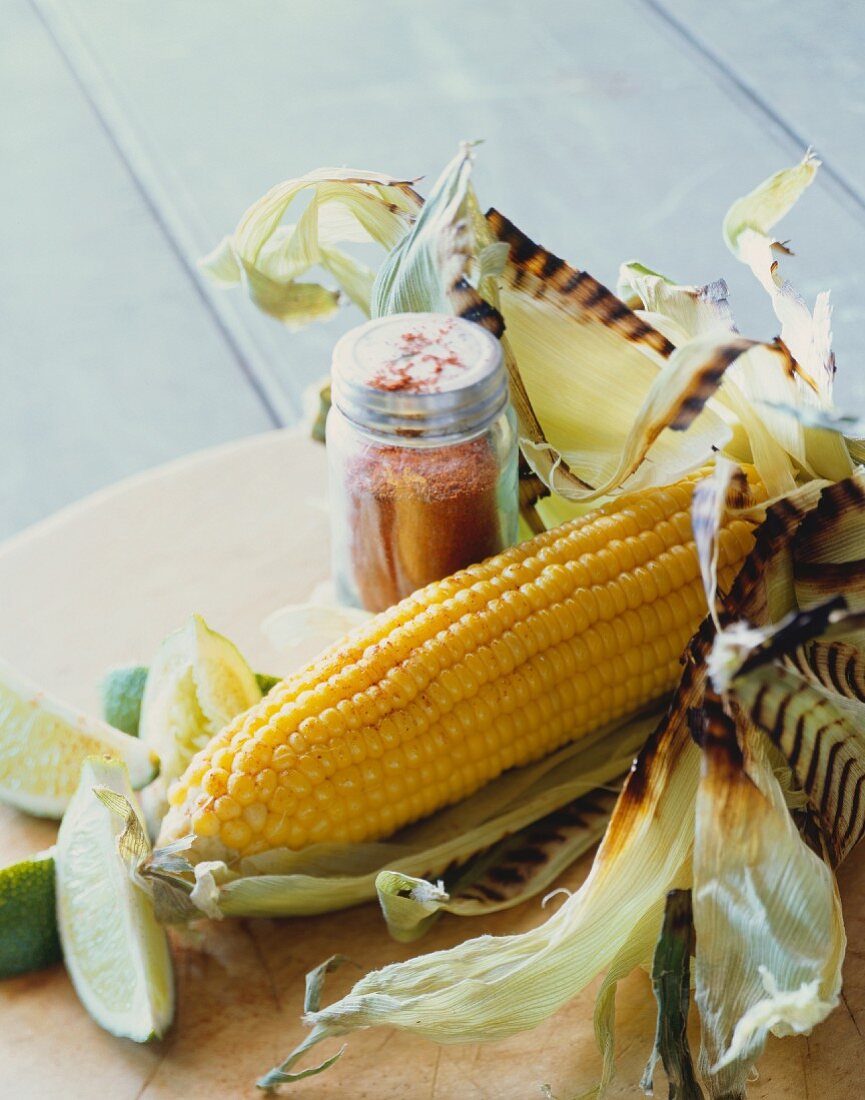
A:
[100,665,149,737]
[55,756,173,1041]
[0,658,158,818]
[255,672,280,696]
[139,615,261,829]
[100,666,278,740]
[0,849,61,978]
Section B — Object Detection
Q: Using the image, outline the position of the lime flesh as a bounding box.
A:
[100,665,279,740]
[55,756,173,1041]
[0,658,158,818]
[138,614,262,830]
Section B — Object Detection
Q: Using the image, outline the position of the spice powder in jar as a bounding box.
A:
[327,313,519,612]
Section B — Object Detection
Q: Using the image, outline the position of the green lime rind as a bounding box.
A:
[99,666,280,738]
[0,849,61,979]
[55,756,174,1042]
[138,615,265,833]
[100,665,149,737]
[255,672,280,695]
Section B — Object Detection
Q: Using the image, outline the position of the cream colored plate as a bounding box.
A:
[0,430,860,1097]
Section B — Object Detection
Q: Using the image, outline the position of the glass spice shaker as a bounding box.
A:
[327,312,519,612]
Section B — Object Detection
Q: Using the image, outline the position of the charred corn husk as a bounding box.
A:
[159,474,755,860]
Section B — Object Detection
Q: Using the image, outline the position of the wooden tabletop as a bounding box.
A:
[2,430,864,1099]
[4,0,865,542]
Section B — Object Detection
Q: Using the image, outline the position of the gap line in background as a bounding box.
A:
[638,0,865,222]
[27,0,296,429]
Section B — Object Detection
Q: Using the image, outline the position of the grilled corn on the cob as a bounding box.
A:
[159,474,755,860]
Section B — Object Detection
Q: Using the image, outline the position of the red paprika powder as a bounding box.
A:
[327,313,519,612]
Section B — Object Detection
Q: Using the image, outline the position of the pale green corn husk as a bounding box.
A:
[640,889,702,1100]
[203,149,826,515]
[256,477,860,1092]
[260,599,373,656]
[258,481,855,1094]
[722,149,851,482]
[693,702,844,1099]
[370,142,483,318]
[146,710,655,929]
[196,149,865,1097]
[199,168,421,325]
[258,666,703,1086]
[375,781,618,944]
[617,261,736,342]
[138,615,261,834]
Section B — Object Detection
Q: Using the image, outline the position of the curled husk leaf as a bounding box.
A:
[258,657,704,1082]
[693,691,843,1099]
[199,148,865,1097]
[199,168,421,325]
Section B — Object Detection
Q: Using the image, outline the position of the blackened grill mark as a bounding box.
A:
[820,738,844,817]
[598,298,631,325]
[789,649,808,677]
[554,811,589,829]
[804,721,827,795]
[840,773,865,850]
[512,234,539,266]
[448,788,621,905]
[828,646,843,693]
[721,493,814,621]
[789,711,808,771]
[751,682,772,737]
[583,280,615,310]
[561,271,588,294]
[797,478,865,549]
[832,755,857,841]
[794,558,865,590]
[702,690,746,774]
[485,206,676,355]
[674,374,726,417]
[845,651,861,697]
[507,846,549,865]
[673,394,711,422]
[431,859,461,886]
[469,884,505,902]
[669,343,754,431]
[687,707,706,747]
[486,209,539,265]
[526,828,566,846]
[741,600,851,684]
[542,253,565,279]
[486,865,527,886]
[458,301,505,336]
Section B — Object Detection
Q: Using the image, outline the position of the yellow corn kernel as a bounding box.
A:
[242,802,268,834]
[227,772,256,807]
[213,795,241,821]
[219,818,252,851]
[158,474,757,861]
[192,809,220,838]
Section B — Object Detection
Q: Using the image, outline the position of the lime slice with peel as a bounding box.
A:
[100,665,149,737]
[55,756,174,1041]
[138,614,262,829]
[101,664,279,740]
[0,848,61,978]
[0,657,158,818]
